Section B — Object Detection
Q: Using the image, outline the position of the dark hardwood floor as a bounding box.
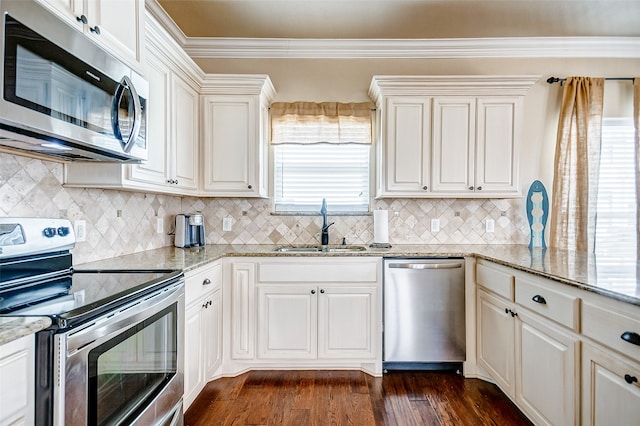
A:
[184,370,532,426]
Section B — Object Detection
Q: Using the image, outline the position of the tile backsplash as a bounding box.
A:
[1,153,529,264]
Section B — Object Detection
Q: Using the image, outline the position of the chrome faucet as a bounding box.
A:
[320,198,335,245]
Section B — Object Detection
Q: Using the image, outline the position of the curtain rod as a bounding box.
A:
[547,76,635,85]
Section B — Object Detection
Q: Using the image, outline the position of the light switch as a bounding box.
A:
[222,217,233,232]
[431,218,440,233]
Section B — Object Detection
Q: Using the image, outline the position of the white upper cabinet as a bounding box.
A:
[369,75,538,198]
[37,0,144,70]
[431,97,476,194]
[200,76,275,198]
[377,97,431,195]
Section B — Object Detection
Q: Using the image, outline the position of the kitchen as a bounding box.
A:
[0,0,639,425]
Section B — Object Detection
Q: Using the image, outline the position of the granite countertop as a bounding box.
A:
[0,316,52,345]
[5,243,638,346]
[77,243,640,306]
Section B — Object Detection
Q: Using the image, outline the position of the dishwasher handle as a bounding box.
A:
[387,262,463,270]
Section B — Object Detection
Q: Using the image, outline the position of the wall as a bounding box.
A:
[1,57,636,264]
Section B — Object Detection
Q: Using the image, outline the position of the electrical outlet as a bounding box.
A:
[156,218,164,234]
[486,219,495,233]
[222,217,233,232]
[74,220,86,242]
[431,218,440,233]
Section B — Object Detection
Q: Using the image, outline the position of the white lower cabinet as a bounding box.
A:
[0,335,34,426]
[225,257,382,376]
[516,310,579,426]
[477,289,515,395]
[582,342,640,425]
[257,285,376,360]
[476,260,579,426]
[183,262,222,410]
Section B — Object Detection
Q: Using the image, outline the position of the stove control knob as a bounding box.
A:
[43,227,57,238]
[57,227,70,237]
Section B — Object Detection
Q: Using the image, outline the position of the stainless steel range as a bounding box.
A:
[0,218,184,426]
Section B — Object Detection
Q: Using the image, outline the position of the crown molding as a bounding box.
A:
[368,75,541,103]
[182,36,640,59]
[144,1,640,59]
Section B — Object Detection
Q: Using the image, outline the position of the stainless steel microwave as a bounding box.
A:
[0,0,148,162]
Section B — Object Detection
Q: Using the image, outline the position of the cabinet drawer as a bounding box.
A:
[476,261,514,300]
[258,261,378,283]
[515,276,579,331]
[583,300,640,362]
[185,262,222,304]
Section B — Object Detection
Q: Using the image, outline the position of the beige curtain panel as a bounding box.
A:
[634,78,640,257]
[270,102,372,145]
[550,77,604,252]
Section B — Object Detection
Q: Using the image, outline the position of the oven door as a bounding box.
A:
[55,281,184,426]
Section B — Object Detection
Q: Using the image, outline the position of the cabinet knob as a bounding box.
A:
[202,278,212,286]
[76,14,88,24]
[505,308,509,314]
[202,302,208,309]
[90,25,101,35]
[477,186,483,191]
[621,331,640,346]
[532,294,547,304]
[422,186,428,190]
[247,184,253,189]
[468,186,474,191]
[311,289,316,294]
[624,374,638,385]
[175,179,179,185]
[320,289,325,294]
[511,311,518,317]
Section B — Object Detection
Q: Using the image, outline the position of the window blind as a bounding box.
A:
[595,118,636,285]
[274,144,370,213]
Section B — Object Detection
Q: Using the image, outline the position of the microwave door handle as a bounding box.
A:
[111,75,142,153]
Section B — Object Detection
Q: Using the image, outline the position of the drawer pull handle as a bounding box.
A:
[532,294,547,304]
[621,331,640,346]
[202,278,212,286]
[624,374,638,385]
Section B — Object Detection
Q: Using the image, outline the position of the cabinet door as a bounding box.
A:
[35,0,83,30]
[477,289,515,396]
[230,262,256,359]
[183,301,204,409]
[0,335,34,426]
[318,286,376,359]
[171,74,199,190]
[583,343,640,426]
[431,97,476,194]
[203,290,222,379]
[379,97,431,195]
[475,97,521,194]
[257,286,317,359]
[85,0,143,69]
[202,95,263,197]
[129,48,169,186]
[516,312,579,426]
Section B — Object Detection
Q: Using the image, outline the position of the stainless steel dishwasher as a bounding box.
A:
[383,258,465,371]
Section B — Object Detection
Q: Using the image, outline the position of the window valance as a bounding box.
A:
[270,102,372,145]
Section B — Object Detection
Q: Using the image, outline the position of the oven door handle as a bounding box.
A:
[65,281,183,355]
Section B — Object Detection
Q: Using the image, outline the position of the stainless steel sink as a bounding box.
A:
[273,245,367,253]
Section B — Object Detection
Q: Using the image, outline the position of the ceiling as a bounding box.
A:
[156,0,640,39]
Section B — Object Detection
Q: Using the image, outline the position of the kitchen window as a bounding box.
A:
[271,102,372,213]
[595,117,636,263]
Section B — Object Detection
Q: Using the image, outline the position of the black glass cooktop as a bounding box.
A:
[0,269,183,328]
